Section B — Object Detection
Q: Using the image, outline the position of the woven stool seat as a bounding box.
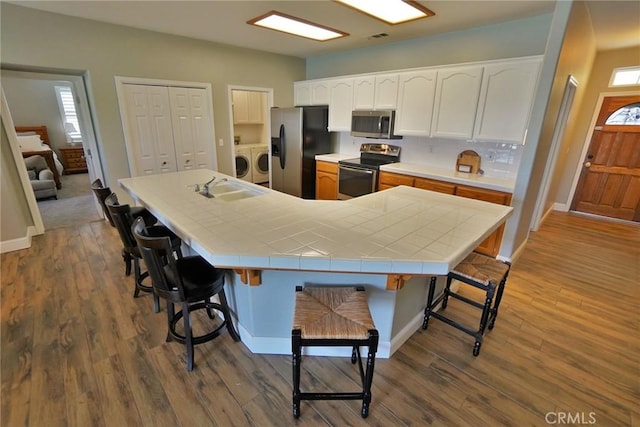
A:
[293,287,375,340]
[292,286,379,419]
[451,252,510,286]
[423,252,511,356]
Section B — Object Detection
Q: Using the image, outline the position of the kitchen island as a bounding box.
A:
[120,169,512,358]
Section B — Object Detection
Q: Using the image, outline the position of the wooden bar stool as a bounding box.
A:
[292,286,379,419]
[422,252,511,356]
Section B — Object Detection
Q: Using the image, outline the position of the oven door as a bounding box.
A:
[337,164,377,200]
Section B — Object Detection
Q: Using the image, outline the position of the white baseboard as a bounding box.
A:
[553,202,570,212]
[0,226,36,254]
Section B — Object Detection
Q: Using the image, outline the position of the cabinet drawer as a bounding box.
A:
[316,161,338,174]
[455,185,511,205]
[414,177,456,194]
[379,171,414,187]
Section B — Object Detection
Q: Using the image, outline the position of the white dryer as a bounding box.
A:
[235,146,253,182]
[251,145,269,184]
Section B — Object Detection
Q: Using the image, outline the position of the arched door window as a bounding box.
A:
[604,102,640,125]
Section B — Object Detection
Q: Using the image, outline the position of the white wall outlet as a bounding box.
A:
[218,138,224,146]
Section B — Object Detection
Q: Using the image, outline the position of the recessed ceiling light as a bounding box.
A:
[247,11,348,41]
[336,0,435,25]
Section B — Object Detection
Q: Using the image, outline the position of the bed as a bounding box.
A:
[15,125,63,189]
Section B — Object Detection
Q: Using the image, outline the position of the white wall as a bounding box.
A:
[0,3,305,193]
[2,71,73,154]
[306,13,553,79]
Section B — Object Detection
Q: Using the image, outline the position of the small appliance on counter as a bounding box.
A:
[337,143,401,200]
[456,150,482,174]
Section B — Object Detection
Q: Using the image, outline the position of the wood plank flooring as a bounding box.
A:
[2,211,638,426]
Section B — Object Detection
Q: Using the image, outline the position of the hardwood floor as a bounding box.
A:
[2,211,638,426]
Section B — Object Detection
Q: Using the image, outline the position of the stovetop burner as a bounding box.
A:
[339,143,401,170]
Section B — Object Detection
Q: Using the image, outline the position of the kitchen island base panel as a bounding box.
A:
[225,269,446,359]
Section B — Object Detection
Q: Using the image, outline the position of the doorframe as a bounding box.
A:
[564,90,640,211]
[1,89,45,237]
[1,66,105,229]
[531,74,578,231]
[115,76,218,175]
[226,85,274,179]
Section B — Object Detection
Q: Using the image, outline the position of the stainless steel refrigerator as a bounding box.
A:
[270,106,332,199]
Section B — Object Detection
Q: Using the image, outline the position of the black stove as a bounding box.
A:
[337,143,401,200]
[339,143,401,170]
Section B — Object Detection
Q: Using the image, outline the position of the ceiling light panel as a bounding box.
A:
[248,11,348,41]
[336,0,435,25]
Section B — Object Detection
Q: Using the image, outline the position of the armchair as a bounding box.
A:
[24,155,58,200]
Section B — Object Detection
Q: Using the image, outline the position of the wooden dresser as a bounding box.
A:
[59,146,88,174]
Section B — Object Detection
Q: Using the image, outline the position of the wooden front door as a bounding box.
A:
[571,95,640,222]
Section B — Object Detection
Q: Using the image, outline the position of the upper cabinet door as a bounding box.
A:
[395,70,437,136]
[353,76,375,110]
[431,66,483,139]
[311,81,330,105]
[353,74,398,110]
[294,82,311,106]
[374,74,398,110]
[474,60,541,143]
[328,78,354,132]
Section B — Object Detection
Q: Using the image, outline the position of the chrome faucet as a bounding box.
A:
[199,176,228,198]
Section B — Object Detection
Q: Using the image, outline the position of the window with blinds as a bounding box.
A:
[54,85,83,143]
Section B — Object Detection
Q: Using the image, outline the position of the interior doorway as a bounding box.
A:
[1,68,104,230]
[570,94,640,222]
[227,86,273,184]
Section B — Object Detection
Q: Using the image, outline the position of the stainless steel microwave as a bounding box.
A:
[351,110,402,139]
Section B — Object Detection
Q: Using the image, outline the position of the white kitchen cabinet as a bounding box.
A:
[311,81,330,105]
[374,74,399,110]
[395,70,437,136]
[431,65,483,139]
[473,59,541,143]
[328,78,354,132]
[294,80,330,106]
[294,82,311,106]
[353,76,375,110]
[232,90,263,124]
[353,74,398,110]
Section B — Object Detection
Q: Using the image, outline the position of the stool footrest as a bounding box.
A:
[299,392,367,401]
[447,291,485,310]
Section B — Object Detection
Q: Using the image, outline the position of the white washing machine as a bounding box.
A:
[235,146,252,182]
[251,145,269,184]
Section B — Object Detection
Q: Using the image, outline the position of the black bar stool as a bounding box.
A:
[292,285,379,418]
[132,217,240,371]
[422,252,511,356]
[105,193,182,312]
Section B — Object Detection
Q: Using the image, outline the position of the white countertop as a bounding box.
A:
[381,163,515,193]
[120,169,512,275]
[315,154,515,192]
[315,153,356,163]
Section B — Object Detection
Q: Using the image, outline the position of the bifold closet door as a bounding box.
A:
[122,84,177,175]
[169,87,214,171]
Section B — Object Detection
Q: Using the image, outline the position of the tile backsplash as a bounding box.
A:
[336,133,523,180]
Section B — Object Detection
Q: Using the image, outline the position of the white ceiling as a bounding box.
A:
[9,1,640,58]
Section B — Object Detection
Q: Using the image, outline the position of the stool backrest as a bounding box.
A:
[91,179,115,227]
[105,193,138,255]
[132,217,185,301]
